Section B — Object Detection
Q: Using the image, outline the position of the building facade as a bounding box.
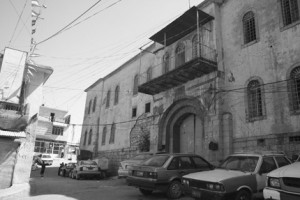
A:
[81,0,300,174]
[0,48,53,189]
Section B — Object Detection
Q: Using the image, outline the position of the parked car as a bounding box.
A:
[118,153,154,178]
[182,152,291,200]
[40,154,53,166]
[263,162,300,200]
[59,162,76,177]
[127,153,214,199]
[71,160,102,180]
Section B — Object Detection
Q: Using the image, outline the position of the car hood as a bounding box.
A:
[183,169,247,182]
[121,160,143,165]
[268,162,300,178]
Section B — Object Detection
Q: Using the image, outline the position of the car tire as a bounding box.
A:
[139,188,153,196]
[235,190,251,200]
[166,180,182,199]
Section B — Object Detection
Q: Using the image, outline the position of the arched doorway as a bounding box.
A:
[158,98,205,154]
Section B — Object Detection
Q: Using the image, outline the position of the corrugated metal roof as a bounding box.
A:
[0,130,26,138]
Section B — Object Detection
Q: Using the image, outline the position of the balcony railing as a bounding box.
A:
[138,43,217,95]
[0,101,22,112]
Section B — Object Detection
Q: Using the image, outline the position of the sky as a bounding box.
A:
[0,0,204,122]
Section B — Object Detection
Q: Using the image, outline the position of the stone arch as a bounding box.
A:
[158,97,205,152]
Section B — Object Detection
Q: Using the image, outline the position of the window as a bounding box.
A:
[274,156,290,167]
[83,131,87,145]
[106,90,110,108]
[192,35,199,58]
[92,97,97,112]
[34,141,46,153]
[132,107,137,118]
[88,100,92,114]
[260,157,277,174]
[145,102,151,113]
[88,129,92,145]
[162,53,170,74]
[289,135,300,142]
[50,113,55,122]
[114,85,119,105]
[243,11,257,44]
[192,156,210,168]
[247,79,264,121]
[101,127,106,145]
[146,67,152,82]
[289,66,300,112]
[175,43,185,67]
[52,126,64,135]
[281,0,299,26]
[133,74,139,95]
[109,123,116,144]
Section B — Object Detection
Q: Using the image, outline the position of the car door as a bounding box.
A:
[256,156,277,192]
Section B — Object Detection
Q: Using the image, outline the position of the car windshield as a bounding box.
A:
[42,155,51,158]
[131,154,153,160]
[219,156,259,172]
[80,160,97,165]
[142,155,169,167]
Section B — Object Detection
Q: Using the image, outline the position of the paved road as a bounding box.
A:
[24,166,193,200]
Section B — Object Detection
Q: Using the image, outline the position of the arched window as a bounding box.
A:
[88,100,92,114]
[281,0,299,26]
[243,11,257,44]
[88,129,92,145]
[109,123,116,144]
[101,126,106,145]
[133,74,139,95]
[83,130,87,145]
[289,66,300,112]
[92,97,97,112]
[192,35,199,58]
[114,85,119,105]
[106,90,110,108]
[162,53,170,74]
[247,79,265,120]
[175,43,185,68]
[147,67,152,82]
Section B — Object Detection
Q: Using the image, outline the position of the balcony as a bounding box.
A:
[138,44,217,95]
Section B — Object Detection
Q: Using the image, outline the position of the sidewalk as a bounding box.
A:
[0,183,30,200]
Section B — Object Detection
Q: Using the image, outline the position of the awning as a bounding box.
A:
[36,134,66,142]
[149,6,214,46]
[0,130,26,138]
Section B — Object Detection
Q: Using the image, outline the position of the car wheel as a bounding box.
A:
[166,181,182,199]
[76,174,80,180]
[235,190,251,200]
[139,188,153,196]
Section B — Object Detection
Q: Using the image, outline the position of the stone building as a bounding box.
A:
[0,48,53,189]
[80,0,300,174]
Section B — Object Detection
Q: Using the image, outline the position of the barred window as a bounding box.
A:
[114,86,119,105]
[106,90,110,108]
[243,11,257,44]
[147,67,152,82]
[192,35,199,58]
[175,43,185,68]
[133,74,139,95]
[290,66,300,111]
[52,126,64,136]
[109,123,116,144]
[83,131,87,145]
[281,0,299,26]
[92,97,97,112]
[162,53,170,74]
[247,80,264,120]
[102,126,107,145]
[88,129,92,145]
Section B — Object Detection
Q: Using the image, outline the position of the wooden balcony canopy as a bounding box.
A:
[138,57,217,95]
[149,6,214,46]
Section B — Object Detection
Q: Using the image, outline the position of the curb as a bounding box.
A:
[0,183,30,200]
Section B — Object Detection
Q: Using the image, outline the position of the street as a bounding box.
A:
[24,165,193,200]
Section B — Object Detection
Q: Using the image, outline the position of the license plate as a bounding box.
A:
[136,171,143,177]
[192,189,201,198]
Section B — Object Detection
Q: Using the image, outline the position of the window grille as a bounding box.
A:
[281,0,299,26]
[289,135,300,142]
[247,80,263,120]
[114,86,119,105]
[290,66,300,111]
[175,43,185,68]
[109,124,116,144]
[243,11,256,44]
[52,126,64,135]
